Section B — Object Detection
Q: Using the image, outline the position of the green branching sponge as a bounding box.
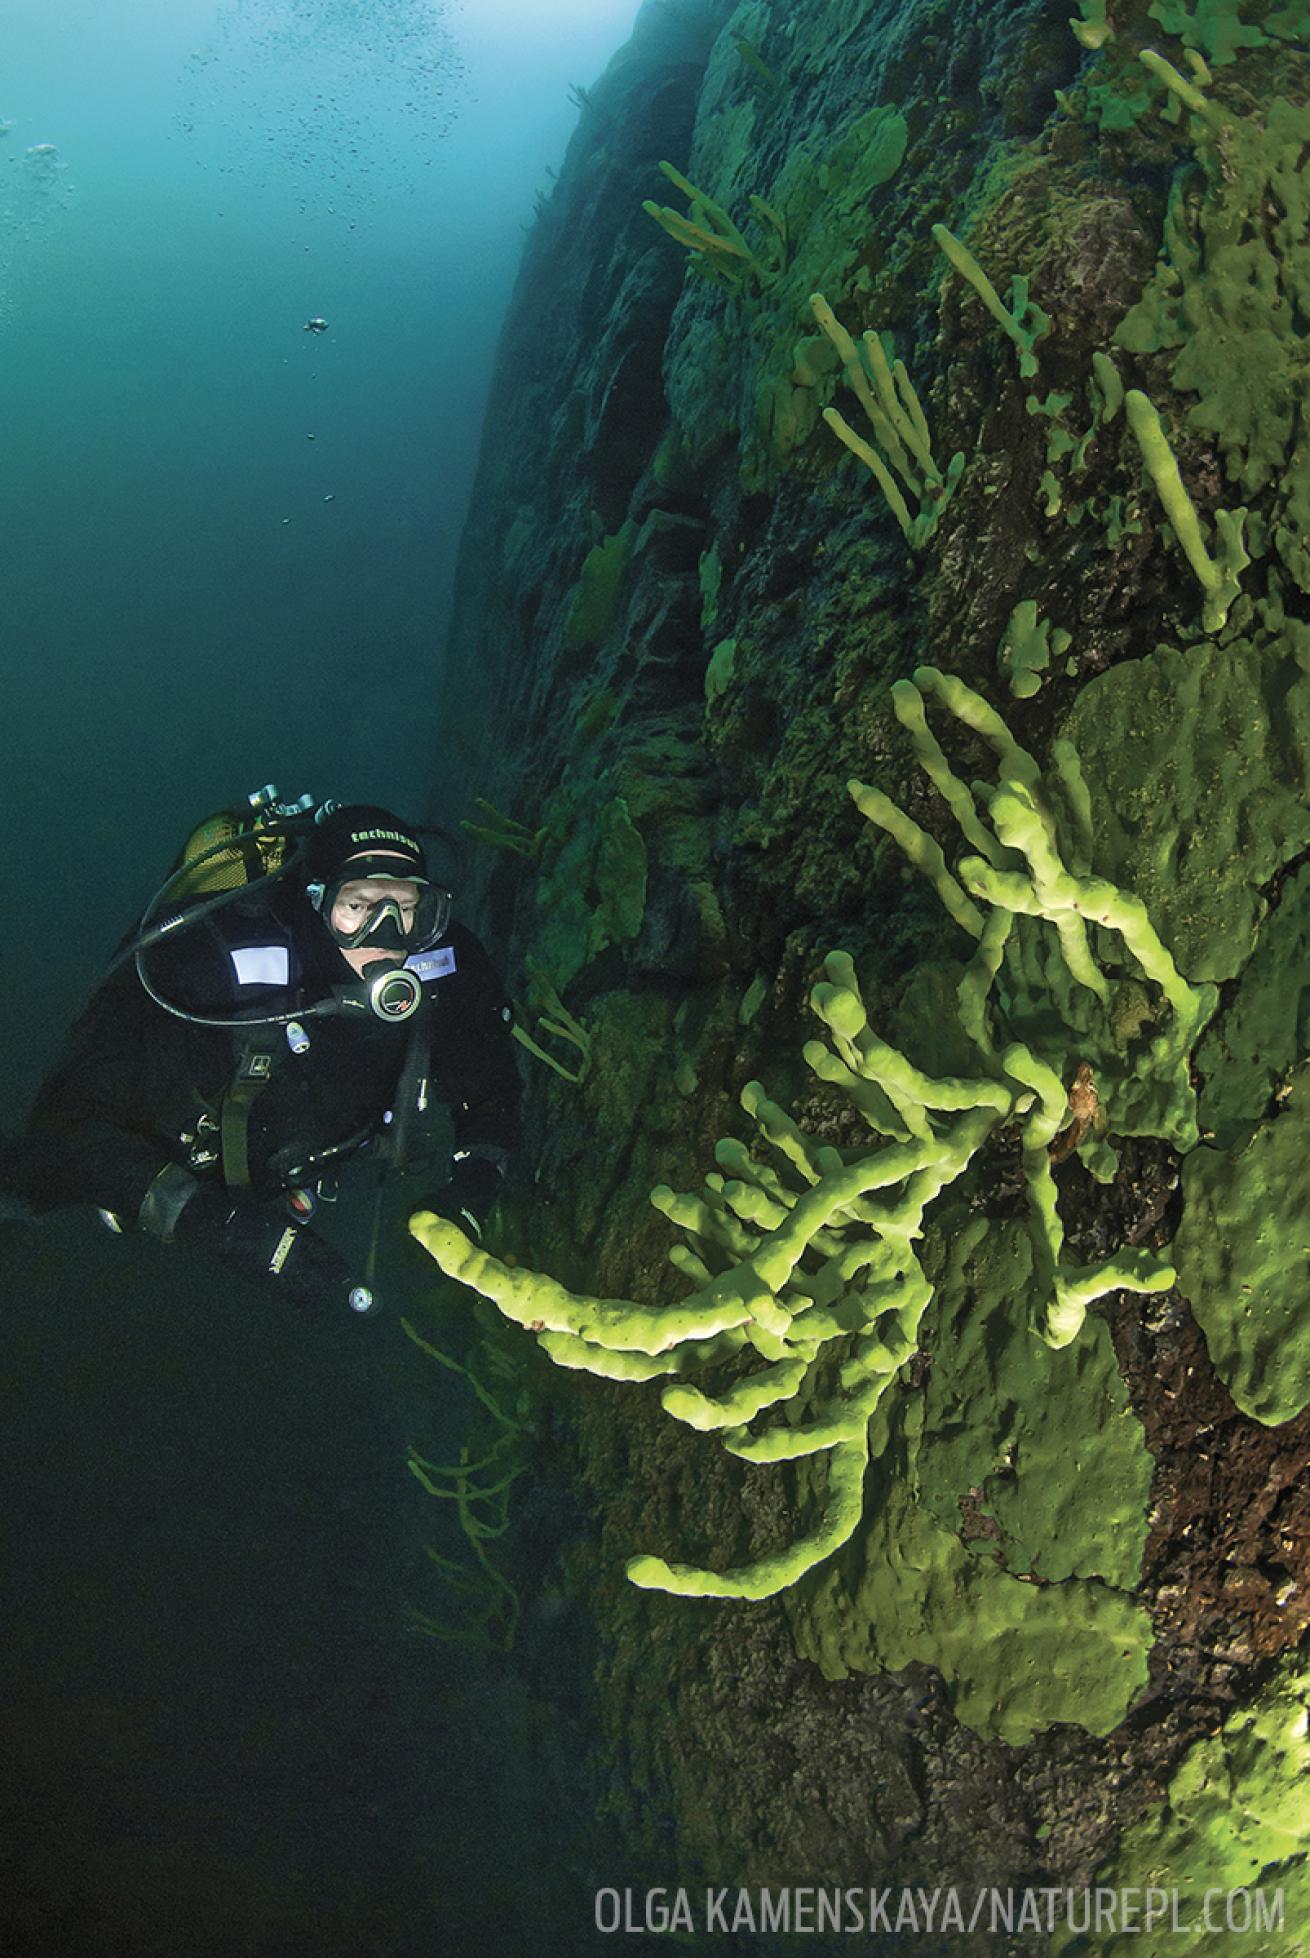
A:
[1138,44,1218,122]
[642,160,772,288]
[411,669,1209,1604]
[1145,0,1271,70]
[413,980,1011,1600]
[461,797,546,864]
[1124,388,1249,632]
[512,975,592,1086]
[1115,76,1310,591]
[810,290,965,548]
[1070,0,1113,49]
[931,224,1050,380]
[852,665,1213,1344]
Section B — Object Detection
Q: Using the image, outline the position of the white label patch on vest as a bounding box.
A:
[405,947,457,982]
[231,945,290,988]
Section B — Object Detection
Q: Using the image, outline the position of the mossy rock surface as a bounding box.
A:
[918,1217,1152,1591]
[786,1219,1154,1748]
[564,522,636,650]
[533,787,648,992]
[1174,1060,1310,1426]
[1117,96,1310,504]
[789,1397,1153,1749]
[1063,628,1310,982]
[1052,1641,1310,1956]
[429,0,1310,1910]
[1197,862,1310,1147]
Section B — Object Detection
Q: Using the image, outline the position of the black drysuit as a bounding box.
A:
[12,889,522,1226]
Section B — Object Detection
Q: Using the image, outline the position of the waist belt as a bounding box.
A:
[266,1126,376,1189]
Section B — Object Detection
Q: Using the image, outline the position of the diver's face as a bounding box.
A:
[331,877,422,977]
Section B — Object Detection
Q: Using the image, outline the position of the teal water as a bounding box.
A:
[2,0,640,1114]
[0,1206,608,1954]
[2,3,642,1950]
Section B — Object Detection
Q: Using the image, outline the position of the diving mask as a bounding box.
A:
[310,876,453,955]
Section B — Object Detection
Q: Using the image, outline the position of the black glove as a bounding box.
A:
[172,1179,354,1310]
[424,1152,504,1241]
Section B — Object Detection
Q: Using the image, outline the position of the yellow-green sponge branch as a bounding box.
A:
[643,160,766,286]
[1139,46,1219,124]
[810,293,938,488]
[964,778,1213,1046]
[811,291,965,549]
[461,796,546,863]
[626,1431,873,1601]
[931,224,1050,379]
[409,1212,759,1356]
[1070,0,1112,50]
[848,779,985,938]
[891,678,1012,864]
[1124,387,1249,633]
[850,666,1216,1170]
[413,964,1012,1599]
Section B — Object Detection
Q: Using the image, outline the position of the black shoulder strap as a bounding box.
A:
[220,1035,282,1188]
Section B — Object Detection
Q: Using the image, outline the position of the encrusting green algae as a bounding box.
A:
[431,0,1310,1820]
[1052,1642,1310,1954]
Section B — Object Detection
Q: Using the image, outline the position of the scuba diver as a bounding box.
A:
[3,790,521,1314]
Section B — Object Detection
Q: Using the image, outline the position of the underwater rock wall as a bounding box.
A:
[433,0,1310,1940]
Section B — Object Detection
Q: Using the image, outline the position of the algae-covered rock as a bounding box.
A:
[783,1218,1154,1748]
[1197,863,1310,1147]
[788,1380,1153,1749]
[657,84,909,484]
[532,787,648,992]
[1174,1061,1310,1426]
[1062,629,1310,981]
[917,1217,1152,1590]
[1052,1641,1310,1955]
[564,522,636,650]
[888,961,989,1084]
[1114,86,1310,591]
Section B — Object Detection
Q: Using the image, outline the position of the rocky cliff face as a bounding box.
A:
[427,0,1310,1941]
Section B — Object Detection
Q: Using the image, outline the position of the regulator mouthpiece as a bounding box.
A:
[331,964,425,1024]
[367,963,423,1022]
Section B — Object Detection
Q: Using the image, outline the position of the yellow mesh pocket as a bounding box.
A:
[172,814,250,898]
